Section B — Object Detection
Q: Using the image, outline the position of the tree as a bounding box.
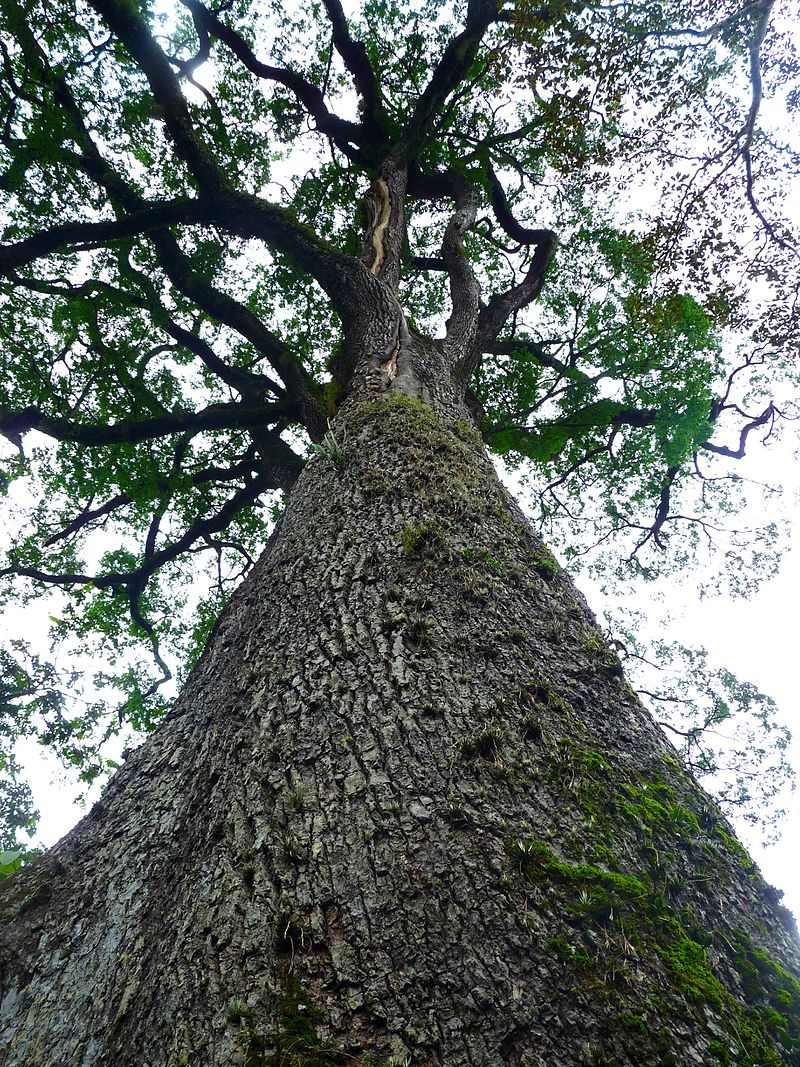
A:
[0,0,798,829]
[1,0,799,1062]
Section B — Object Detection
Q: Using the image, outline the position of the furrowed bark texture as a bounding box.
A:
[1,354,799,1066]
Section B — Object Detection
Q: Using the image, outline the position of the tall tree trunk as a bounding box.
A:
[1,347,798,1066]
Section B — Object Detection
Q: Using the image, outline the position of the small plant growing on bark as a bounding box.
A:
[227,1000,254,1024]
[400,520,429,555]
[281,836,303,865]
[275,912,308,958]
[310,422,347,475]
[460,724,505,763]
[285,787,307,813]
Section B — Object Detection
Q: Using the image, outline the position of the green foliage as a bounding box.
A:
[0,845,39,882]
[609,614,794,840]
[0,850,22,881]
[0,643,55,846]
[478,222,732,578]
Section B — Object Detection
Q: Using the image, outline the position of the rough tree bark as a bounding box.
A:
[1,330,799,1066]
[2,0,799,1058]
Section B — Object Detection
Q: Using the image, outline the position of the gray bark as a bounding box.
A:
[1,342,799,1067]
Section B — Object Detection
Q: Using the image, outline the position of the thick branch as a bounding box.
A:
[488,167,552,254]
[144,230,327,437]
[87,0,226,191]
[0,400,289,450]
[197,193,389,339]
[319,0,387,137]
[180,0,371,160]
[441,179,481,366]
[467,169,557,377]
[394,0,500,161]
[700,402,775,460]
[161,318,280,400]
[0,200,210,275]
[410,255,447,271]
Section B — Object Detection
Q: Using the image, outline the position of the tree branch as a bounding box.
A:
[739,1,799,257]
[394,0,500,161]
[7,266,286,405]
[43,493,132,547]
[629,464,681,556]
[0,20,330,436]
[87,0,227,192]
[0,400,290,451]
[2,470,279,595]
[0,200,210,276]
[635,0,765,41]
[42,449,264,548]
[44,2,371,313]
[700,402,775,460]
[127,584,173,697]
[467,168,557,375]
[441,177,481,366]
[179,0,372,160]
[319,0,387,136]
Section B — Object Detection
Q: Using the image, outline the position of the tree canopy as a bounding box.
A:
[0,0,797,848]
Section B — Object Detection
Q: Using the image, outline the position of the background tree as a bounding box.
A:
[0,0,799,1063]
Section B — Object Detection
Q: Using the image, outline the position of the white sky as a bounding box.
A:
[584,447,800,922]
[680,539,800,919]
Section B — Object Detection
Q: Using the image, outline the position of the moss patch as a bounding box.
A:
[230,978,347,1066]
[723,931,800,1061]
[398,519,451,561]
[506,836,800,1064]
[531,550,559,579]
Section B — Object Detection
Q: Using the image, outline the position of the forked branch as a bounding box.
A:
[320,0,387,136]
[179,0,371,160]
[465,167,557,379]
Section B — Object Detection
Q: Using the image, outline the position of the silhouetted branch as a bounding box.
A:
[179,0,370,159]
